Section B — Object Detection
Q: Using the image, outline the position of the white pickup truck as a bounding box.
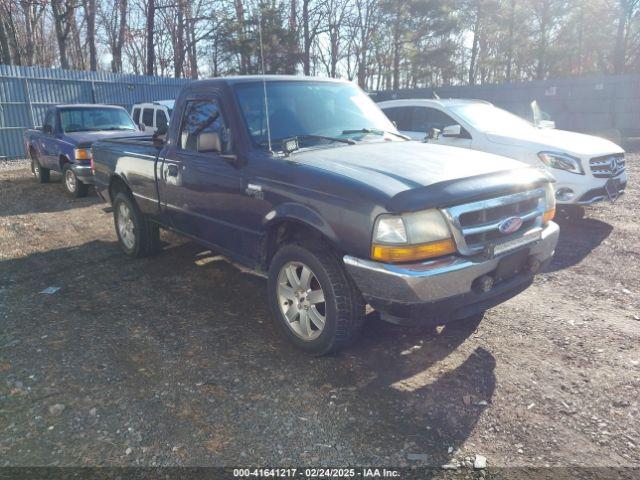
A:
[379,99,627,218]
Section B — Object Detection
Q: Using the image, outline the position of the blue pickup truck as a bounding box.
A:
[92,76,559,354]
[24,104,144,197]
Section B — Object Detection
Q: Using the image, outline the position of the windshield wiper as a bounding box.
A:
[297,134,356,145]
[260,134,356,151]
[342,128,410,140]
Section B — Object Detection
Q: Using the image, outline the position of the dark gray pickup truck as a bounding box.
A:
[92,76,559,355]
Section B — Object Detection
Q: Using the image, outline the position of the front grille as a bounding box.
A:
[590,154,625,178]
[443,189,546,255]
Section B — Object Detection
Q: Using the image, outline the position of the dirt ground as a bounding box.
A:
[0,155,639,476]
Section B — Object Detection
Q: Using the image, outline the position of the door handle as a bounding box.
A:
[166,164,179,177]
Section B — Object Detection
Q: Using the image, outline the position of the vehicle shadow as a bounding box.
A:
[0,174,100,216]
[546,217,613,272]
[2,238,493,466]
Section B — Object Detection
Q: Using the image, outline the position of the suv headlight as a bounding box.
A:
[538,151,583,175]
[543,182,556,224]
[372,209,455,263]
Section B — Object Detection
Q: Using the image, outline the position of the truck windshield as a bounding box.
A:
[60,108,137,133]
[234,81,398,149]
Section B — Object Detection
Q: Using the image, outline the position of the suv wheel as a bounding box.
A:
[268,243,365,355]
[63,164,88,198]
[31,151,50,183]
[113,192,160,258]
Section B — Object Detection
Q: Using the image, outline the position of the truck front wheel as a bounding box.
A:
[268,243,365,355]
[63,164,88,198]
[112,192,160,258]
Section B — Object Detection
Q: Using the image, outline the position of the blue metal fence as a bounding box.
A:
[0,65,190,159]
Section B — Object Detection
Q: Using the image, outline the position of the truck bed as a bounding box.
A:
[92,135,164,213]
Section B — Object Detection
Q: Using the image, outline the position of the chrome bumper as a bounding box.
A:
[344,221,559,305]
[71,164,94,184]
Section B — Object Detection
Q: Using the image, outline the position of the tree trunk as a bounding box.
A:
[391,3,401,90]
[83,0,97,71]
[174,0,185,78]
[51,0,75,70]
[468,1,482,85]
[505,0,515,81]
[234,0,248,74]
[613,1,629,74]
[112,0,127,72]
[302,0,311,75]
[146,0,155,75]
[0,19,11,64]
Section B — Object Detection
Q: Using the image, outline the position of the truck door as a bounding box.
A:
[39,110,60,169]
[158,96,246,256]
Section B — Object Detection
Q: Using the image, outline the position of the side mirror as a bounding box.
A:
[442,124,462,137]
[138,123,146,132]
[427,128,441,141]
[42,124,52,134]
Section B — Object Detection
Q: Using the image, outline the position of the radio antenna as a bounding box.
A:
[257,10,272,153]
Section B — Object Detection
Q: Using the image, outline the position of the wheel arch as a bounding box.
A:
[261,206,342,271]
[59,154,71,171]
[108,174,132,203]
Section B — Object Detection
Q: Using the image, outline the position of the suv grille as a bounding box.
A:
[590,154,625,178]
[443,189,546,255]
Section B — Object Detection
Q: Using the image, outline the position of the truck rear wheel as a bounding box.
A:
[113,192,160,258]
[30,151,50,183]
[63,164,88,198]
[267,243,365,355]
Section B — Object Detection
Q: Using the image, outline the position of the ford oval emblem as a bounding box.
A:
[498,216,523,235]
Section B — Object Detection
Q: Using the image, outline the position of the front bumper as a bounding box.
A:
[344,221,559,325]
[553,170,627,206]
[71,164,94,184]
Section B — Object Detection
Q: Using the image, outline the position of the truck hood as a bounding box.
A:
[64,129,146,148]
[485,128,624,157]
[292,141,550,212]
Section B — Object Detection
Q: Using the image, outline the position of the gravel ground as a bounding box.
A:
[0,155,639,476]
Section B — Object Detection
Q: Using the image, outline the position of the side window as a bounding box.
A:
[156,110,168,130]
[382,106,412,131]
[178,99,231,154]
[132,108,141,124]
[142,108,154,127]
[412,107,459,132]
[43,111,55,133]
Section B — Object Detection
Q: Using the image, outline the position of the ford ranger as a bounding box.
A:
[24,104,144,197]
[92,76,559,355]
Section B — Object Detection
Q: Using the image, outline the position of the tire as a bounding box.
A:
[267,243,365,355]
[557,205,585,222]
[30,150,50,183]
[112,191,160,258]
[62,164,88,198]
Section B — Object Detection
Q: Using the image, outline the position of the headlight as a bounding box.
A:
[543,182,556,225]
[74,148,92,161]
[538,151,583,175]
[371,209,455,263]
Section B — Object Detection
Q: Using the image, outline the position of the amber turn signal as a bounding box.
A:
[75,148,91,160]
[371,238,456,263]
[542,208,555,225]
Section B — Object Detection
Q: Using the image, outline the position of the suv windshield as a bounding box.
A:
[234,80,398,149]
[60,107,137,133]
[449,103,534,133]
